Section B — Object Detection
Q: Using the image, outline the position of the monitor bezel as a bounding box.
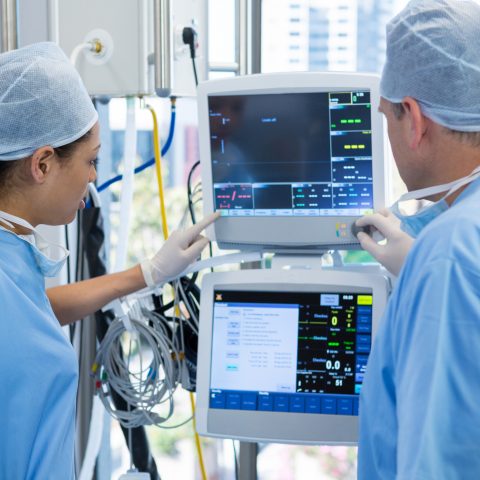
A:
[198,72,387,253]
[196,269,389,445]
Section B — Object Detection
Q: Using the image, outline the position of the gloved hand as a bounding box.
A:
[140,212,220,287]
[355,208,414,276]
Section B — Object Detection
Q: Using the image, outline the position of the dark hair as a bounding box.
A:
[391,102,405,120]
[0,128,93,192]
[53,128,93,160]
[0,160,20,192]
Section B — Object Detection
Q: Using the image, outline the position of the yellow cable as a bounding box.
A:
[147,100,208,480]
[190,392,208,480]
[146,104,169,240]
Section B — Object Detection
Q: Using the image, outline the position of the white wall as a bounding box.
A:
[17,0,50,46]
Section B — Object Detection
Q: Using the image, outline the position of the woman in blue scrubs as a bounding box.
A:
[0,42,216,479]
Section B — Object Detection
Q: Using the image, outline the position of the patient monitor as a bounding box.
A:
[196,270,389,444]
[198,72,387,252]
[196,72,390,445]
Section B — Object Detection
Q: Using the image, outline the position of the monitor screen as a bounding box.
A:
[209,289,372,417]
[198,72,386,252]
[195,269,390,445]
[210,91,373,217]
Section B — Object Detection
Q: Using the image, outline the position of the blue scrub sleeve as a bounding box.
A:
[394,258,480,480]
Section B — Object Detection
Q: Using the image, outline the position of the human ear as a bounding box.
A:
[401,97,428,150]
[29,147,55,183]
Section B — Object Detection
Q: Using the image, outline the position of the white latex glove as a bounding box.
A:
[140,212,220,287]
[355,208,414,276]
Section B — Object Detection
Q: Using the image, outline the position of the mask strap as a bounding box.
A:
[400,180,459,202]
[399,165,480,202]
[0,210,35,231]
[0,217,15,229]
[443,167,480,198]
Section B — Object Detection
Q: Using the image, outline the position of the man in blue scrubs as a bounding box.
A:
[355,1,480,478]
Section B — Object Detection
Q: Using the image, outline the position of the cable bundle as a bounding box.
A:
[92,269,203,428]
[93,303,183,429]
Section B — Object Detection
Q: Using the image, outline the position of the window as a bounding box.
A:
[262,0,409,74]
[209,0,237,77]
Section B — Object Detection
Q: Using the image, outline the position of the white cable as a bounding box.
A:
[115,97,137,273]
[70,42,91,67]
[78,396,105,480]
[88,182,102,208]
[177,283,199,335]
[168,251,263,282]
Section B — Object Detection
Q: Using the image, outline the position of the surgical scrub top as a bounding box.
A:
[0,228,78,479]
[358,177,480,479]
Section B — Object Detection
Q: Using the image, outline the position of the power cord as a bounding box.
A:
[183,27,199,87]
[187,160,201,224]
[233,440,239,480]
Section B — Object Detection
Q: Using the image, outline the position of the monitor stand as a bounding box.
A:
[239,442,258,480]
[237,251,328,480]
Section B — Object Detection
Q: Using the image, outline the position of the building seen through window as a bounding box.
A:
[262,0,408,74]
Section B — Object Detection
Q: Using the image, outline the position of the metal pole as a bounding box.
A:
[238,0,249,75]
[237,0,262,76]
[251,0,262,74]
[0,0,18,53]
[153,0,172,97]
[239,441,258,480]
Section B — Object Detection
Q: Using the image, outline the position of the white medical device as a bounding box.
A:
[198,72,387,253]
[196,269,389,445]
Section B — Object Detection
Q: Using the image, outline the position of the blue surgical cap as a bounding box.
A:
[0,42,98,161]
[381,0,480,132]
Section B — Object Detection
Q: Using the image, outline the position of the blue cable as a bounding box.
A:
[95,107,176,195]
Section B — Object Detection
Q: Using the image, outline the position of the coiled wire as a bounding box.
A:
[93,301,186,429]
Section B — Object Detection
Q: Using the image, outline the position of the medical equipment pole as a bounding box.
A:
[239,442,258,480]
[236,0,261,75]
[250,0,261,74]
[0,0,18,53]
[153,0,172,97]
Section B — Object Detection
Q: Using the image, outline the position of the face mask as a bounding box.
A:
[391,166,480,238]
[0,210,69,277]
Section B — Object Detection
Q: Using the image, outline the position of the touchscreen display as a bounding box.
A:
[209,290,373,416]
